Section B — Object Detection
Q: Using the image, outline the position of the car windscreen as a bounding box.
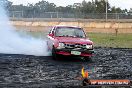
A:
[55,27,86,38]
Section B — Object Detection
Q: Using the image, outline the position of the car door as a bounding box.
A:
[47,27,55,50]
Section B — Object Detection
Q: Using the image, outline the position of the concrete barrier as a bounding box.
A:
[10,21,132,33]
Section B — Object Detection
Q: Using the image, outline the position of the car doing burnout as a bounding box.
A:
[47,25,94,60]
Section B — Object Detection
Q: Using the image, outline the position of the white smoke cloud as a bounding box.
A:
[0,2,50,56]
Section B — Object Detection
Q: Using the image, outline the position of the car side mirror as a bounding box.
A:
[48,33,54,37]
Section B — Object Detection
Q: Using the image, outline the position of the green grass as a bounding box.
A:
[17,30,132,48]
[88,33,132,48]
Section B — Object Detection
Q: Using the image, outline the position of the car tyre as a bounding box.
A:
[83,57,92,62]
[52,47,58,60]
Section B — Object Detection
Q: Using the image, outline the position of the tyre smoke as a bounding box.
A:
[0,3,50,56]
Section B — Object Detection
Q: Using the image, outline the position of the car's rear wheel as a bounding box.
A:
[52,47,58,60]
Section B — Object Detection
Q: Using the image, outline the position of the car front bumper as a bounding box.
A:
[54,48,94,57]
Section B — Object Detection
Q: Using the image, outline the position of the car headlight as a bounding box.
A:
[57,43,65,49]
[86,45,93,49]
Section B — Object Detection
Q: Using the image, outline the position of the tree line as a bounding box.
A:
[4,0,132,18]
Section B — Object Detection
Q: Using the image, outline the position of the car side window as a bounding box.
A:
[49,27,54,34]
[49,29,52,34]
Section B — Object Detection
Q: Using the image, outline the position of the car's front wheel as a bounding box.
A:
[82,57,92,62]
[52,47,58,60]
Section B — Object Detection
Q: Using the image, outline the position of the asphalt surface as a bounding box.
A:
[0,47,132,88]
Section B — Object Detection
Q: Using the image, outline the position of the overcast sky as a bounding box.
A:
[8,0,132,10]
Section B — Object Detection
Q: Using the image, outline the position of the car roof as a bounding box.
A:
[54,25,82,29]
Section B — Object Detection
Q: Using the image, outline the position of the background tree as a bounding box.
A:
[95,0,110,13]
[81,0,96,13]
[34,0,56,12]
[6,0,130,18]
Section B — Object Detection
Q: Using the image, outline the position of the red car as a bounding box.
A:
[47,25,94,60]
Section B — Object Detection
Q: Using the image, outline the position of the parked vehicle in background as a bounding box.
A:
[47,25,94,60]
